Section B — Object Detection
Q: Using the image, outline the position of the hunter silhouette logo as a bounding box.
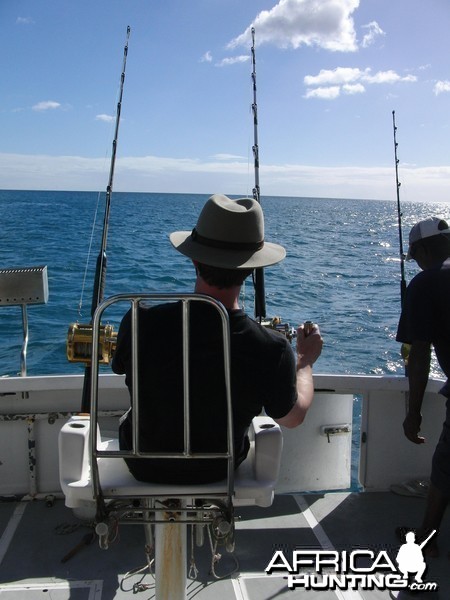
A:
[396,530,436,586]
[265,530,439,593]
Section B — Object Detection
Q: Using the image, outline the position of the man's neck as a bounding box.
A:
[194,277,241,310]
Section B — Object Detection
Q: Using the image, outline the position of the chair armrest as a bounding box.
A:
[251,416,283,482]
[58,415,92,486]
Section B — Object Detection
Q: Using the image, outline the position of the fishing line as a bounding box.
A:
[78,191,102,318]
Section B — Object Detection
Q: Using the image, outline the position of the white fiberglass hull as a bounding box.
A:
[0,373,445,498]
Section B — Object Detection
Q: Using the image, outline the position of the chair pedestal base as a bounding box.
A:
[155,508,187,600]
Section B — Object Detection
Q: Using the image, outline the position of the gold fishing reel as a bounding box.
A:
[67,323,117,365]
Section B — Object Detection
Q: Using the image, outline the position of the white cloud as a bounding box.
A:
[32,101,61,111]
[304,67,417,99]
[342,83,365,94]
[211,153,247,160]
[200,51,212,63]
[228,0,359,53]
[361,21,385,48]
[363,70,416,84]
[305,67,364,86]
[305,67,416,87]
[16,17,34,25]
[216,55,250,67]
[434,80,450,95]
[1,152,450,202]
[304,86,341,99]
[95,114,115,123]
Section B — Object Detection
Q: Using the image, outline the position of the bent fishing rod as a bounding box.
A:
[251,27,266,321]
[67,26,131,413]
[392,110,407,307]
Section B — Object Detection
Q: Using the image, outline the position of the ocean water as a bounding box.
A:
[0,189,449,380]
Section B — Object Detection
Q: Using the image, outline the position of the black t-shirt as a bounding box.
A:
[397,258,450,394]
[112,301,297,483]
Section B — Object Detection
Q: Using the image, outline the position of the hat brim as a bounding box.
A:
[405,245,413,261]
[170,231,286,269]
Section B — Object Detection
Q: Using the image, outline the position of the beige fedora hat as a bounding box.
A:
[169,194,286,269]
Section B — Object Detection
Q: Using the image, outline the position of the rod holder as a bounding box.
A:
[0,266,49,376]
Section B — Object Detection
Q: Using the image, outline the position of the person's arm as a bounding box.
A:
[275,324,323,428]
[403,340,431,444]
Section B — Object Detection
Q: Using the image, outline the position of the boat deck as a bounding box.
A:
[0,491,448,599]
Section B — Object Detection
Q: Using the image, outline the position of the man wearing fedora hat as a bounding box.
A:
[396,216,450,556]
[113,194,323,484]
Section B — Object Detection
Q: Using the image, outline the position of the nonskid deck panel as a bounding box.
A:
[0,492,448,599]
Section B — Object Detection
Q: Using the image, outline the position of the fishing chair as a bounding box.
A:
[59,293,283,599]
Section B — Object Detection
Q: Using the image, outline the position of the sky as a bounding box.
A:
[2,0,450,202]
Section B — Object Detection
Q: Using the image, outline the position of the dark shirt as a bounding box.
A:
[397,258,450,395]
[112,301,297,483]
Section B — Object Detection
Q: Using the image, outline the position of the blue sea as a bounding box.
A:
[1,190,449,380]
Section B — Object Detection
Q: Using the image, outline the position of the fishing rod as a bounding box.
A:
[249,29,296,341]
[392,110,407,306]
[67,26,131,412]
[251,26,266,321]
[91,25,131,316]
[392,110,411,372]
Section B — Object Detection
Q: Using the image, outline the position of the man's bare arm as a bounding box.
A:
[275,324,323,429]
[403,340,431,444]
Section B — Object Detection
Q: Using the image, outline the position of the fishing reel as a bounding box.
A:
[260,316,297,342]
[260,318,316,343]
[66,323,117,365]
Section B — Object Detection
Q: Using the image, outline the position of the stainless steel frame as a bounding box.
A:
[89,293,235,520]
[0,266,49,378]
